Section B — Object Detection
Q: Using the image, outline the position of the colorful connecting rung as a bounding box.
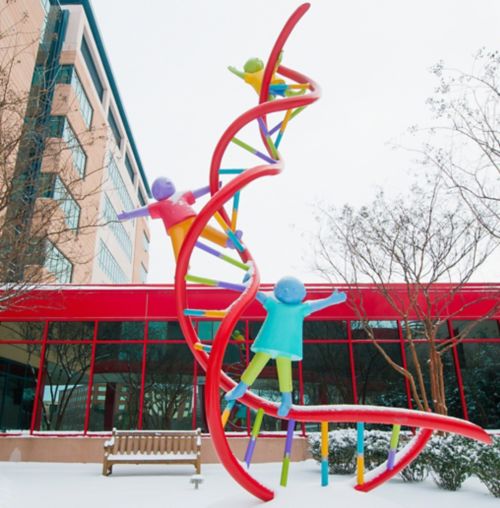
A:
[280,419,295,487]
[219,169,246,174]
[275,109,293,149]
[195,241,249,271]
[321,421,329,486]
[356,422,365,485]
[257,117,278,160]
[231,192,241,231]
[244,408,264,468]
[221,400,235,428]
[185,309,227,318]
[185,274,247,292]
[194,342,212,353]
[269,106,305,136]
[213,212,245,252]
[231,136,277,165]
[387,424,401,470]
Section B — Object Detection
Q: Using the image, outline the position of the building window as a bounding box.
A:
[140,263,148,284]
[138,189,146,207]
[98,240,128,283]
[103,195,132,260]
[108,110,122,148]
[57,65,93,128]
[143,232,149,252]
[44,241,73,283]
[71,70,93,128]
[108,155,133,211]
[81,37,104,100]
[125,154,135,184]
[47,175,80,230]
[63,120,86,177]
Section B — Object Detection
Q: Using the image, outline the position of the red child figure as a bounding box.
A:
[118,176,238,261]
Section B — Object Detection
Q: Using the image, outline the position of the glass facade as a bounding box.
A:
[103,195,132,260]
[44,241,73,283]
[97,240,129,283]
[0,312,498,434]
[50,175,80,230]
[108,155,133,211]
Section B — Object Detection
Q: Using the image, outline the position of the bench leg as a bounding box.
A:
[195,459,201,475]
[102,460,112,476]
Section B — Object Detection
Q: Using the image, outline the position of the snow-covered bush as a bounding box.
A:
[472,436,500,498]
[308,429,356,474]
[427,435,472,491]
[399,447,430,482]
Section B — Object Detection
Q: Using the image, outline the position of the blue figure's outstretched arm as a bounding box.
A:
[118,206,150,221]
[305,290,346,316]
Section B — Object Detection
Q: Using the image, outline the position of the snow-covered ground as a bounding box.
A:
[0,460,496,508]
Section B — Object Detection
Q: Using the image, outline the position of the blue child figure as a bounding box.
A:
[225,276,347,417]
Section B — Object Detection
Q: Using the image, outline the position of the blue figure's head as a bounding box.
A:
[152,177,176,201]
[274,276,306,304]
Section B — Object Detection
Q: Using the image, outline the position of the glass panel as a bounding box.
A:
[89,344,142,431]
[142,344,193,430]
[0,322,44,341]
[354,343,407,407]
[303,320,347,340]
[0,344,40,431]
[97,321,144,341]
[456,342,499,429]
[249,321,263,340]
[48,321,94,341]
[452,320,500,339]
[404,342,462,417]
[352,321,399,341]
[405,321,449,340]
[302,343,353,405]
[148,321,184,341]
[39,344,92,430]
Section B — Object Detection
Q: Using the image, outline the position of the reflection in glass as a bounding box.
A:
[302,343,353,405]
[404,342,462,417]
[303,320,347,340]
[40,344,92,430]
[352,321,399,340]
[0,344,40,430]
[148,321,184,340]
[97,321,144,340]
[457,342,499,428]
[354,343,407,407]
[452,320,500,339]
[0,321,44,341]
[143,344,194,430]
[404,321,449,340]
[48,321,94,341]
[90,344,142,430]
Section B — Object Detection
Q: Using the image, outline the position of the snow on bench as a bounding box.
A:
[102,428,202,476]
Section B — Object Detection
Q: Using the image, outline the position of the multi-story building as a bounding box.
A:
[0,0,150,284]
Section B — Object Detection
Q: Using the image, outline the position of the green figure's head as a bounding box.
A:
[244,57,264,74]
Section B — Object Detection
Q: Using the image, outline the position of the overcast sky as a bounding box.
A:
[91,0,500,284]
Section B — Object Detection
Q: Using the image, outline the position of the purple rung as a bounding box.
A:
[284,419,295,456]
[216,280,247,292]
[387,449,397,470]
[257,117,269,136]
[195,241,223,259]
[254,149,276,165]
[269,121,283,136]
[244,438,257,468]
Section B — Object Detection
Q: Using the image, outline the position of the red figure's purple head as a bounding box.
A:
[152,177,176,201]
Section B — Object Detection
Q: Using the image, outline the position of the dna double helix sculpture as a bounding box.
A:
[173,3,491,502]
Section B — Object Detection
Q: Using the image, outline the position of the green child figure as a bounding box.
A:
[225,276,347,417]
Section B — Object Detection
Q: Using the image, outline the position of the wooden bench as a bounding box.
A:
[102,428,201,476]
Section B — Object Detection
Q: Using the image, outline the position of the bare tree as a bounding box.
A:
[314,177,499,415]
[0,4,109,310]
[418,48,499,238]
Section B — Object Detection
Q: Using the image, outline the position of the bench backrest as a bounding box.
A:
[109,429,201,456]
